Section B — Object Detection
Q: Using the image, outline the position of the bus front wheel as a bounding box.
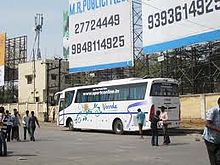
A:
[67,119,74,131]
[113,119,124,134]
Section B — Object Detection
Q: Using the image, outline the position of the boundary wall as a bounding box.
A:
[1,93,219,121]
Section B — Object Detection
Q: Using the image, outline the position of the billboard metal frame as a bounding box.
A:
[0,35,27,103]
[67,0,220,94]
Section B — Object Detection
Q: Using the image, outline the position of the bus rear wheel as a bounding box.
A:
[67,119,74,131]
[113,119,124,134]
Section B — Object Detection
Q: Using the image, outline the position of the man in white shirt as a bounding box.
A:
[22,110,30,140]
[203,97,220,165]
[160,106,170,145]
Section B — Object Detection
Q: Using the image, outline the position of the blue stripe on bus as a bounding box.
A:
[59,111,148,117]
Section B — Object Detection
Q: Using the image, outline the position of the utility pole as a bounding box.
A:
[54,57,63,91]
[58,58,62,91]
[35,13,43,60]
[44,59,62,122]
[32,13,43,103]
[45,62,50,122]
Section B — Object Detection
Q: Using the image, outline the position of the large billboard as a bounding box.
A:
[68,0,133,73]
[0,33,5,86]
[142,0,220,53]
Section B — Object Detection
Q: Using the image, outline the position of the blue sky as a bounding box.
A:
[0,0,67,60]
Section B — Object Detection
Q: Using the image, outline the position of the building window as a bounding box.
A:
[51,74,57,80]
[25,75,33,84]
[35,97,39,102]
[65,75,71,84]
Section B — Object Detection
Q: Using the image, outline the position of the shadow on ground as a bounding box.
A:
[5,151,38,157]
[61,127,203,136]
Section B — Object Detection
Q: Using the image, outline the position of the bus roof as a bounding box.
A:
[59,77,178,93]
[97,77,143,85]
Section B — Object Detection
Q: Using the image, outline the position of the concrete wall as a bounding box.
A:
[180,93,220,119]
[0,102,58,122]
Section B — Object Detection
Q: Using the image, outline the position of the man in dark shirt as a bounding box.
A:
[0,107,7,135]
[150,110,161,146]
[29,111,40,141]
[0,107,8,156]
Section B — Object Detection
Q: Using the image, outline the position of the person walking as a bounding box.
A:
[0,107,7,136]
[0,107,8,156]
[203,97,220,165]
[136,108,146,139]
[4,110,13,142]
[11,110,20,141]
[29,111,40,141]
[160,106,171,145]
[22,110,30,140]
[150,110,161,146]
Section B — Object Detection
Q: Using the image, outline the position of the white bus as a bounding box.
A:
[56,78,180,134]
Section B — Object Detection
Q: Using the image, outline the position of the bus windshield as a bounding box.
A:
[59,90,75,112]
[150,82,178,97]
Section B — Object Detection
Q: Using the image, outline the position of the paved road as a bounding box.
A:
[1,125,209,165]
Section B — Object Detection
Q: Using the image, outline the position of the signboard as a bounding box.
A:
[0,33,5,86]
[142,0,220,53]
[68,0,133,73]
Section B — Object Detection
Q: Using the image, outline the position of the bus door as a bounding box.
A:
[59,90,75,126]
[58,98,65,125]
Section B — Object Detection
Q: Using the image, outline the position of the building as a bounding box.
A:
[18,59,69,104]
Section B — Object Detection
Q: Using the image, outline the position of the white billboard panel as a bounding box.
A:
[68,0,133,73]
[0,33,5,86]
[142,0,220,53]
[0,65,4,86]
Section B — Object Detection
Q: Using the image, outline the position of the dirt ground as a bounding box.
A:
[180,119,205,129]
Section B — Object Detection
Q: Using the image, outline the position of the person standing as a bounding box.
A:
[52,108,56,122]
[160,106,171,145]
[29,111,40,141]
[203,97,220,165]
[150,110,161,146]
[22,110,30,140]
[136,108,146,139]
